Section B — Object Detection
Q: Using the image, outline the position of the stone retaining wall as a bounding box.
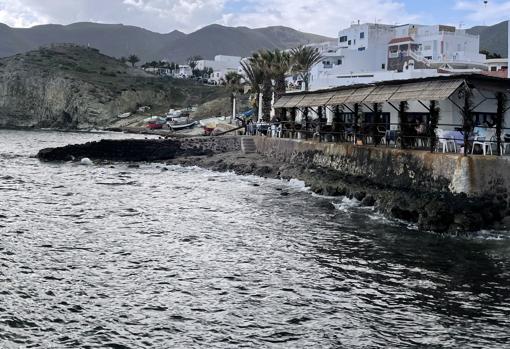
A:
[253,136,510,198]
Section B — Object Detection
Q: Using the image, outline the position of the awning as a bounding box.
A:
[273,95,293,108]
[364,85,400,103]
[328,89,356,105]
[345,86,376,104]
[388,79,464,102]
[417,79,464,101]
[308,92,336,107]
[283,94,305,108]
[295,94,316,108]
[274,78,466,109]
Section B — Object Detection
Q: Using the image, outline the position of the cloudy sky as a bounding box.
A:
[0,0,508,36]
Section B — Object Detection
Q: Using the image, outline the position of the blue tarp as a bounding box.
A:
[242,109,254,117]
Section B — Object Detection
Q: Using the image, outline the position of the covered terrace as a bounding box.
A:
[272,75,510,156]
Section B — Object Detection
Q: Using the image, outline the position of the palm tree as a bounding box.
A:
[224,71,243,86]
[291,45,322,91]
[240,58,264,116]
[270,50,292,120]
[224,72,244,123]
[249,50,276,121]
[127,54,140,68]
[187,55,202,76]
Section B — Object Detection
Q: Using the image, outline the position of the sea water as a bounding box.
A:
[0,129,509,348]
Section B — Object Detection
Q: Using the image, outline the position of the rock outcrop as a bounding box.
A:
[37,136,241,162]
[0,44,227,129]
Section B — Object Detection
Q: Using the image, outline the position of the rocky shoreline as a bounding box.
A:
[167,152,509,233]
[37,137,510,233]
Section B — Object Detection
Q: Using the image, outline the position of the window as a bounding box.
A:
[340,36,348,42]
[337,59,342,65]
[381,63,386,69]
[358,47,365,51]
[360,32,365,39]
[348,40,351,45]
[491,66,497,72]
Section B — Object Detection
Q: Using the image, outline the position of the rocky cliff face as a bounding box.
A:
[0,44,227,129]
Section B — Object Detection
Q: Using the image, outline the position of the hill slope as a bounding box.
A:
[467,21,509,58]
[157,24,334,62]
[0,44,229,129]
[0,22,334,62]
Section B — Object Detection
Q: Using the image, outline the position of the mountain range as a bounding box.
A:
[467,20,509,58]
[0,22,334,63]
[0,20,508,64]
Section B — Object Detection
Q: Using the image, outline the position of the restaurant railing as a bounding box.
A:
[244,120,510,155]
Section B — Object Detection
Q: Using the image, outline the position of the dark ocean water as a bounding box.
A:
[1,129,510,348]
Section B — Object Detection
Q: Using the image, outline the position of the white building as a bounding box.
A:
[308,22,488,90]
[486,58,508,72]
[196,55,242,84]
[390,24,485,70]
[144,67,172,76]
[176,64,192,78]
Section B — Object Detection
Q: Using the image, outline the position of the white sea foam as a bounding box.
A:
[80,157,93,166]
[287,178,309,191]
[333,197,360,212]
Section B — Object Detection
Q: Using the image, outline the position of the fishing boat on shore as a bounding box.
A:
[168,120,198,130]
[166,114,197,130]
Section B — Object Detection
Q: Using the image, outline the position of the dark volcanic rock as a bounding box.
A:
[38,139,181,161]
[37,137,239,162]
[361,195,376,207]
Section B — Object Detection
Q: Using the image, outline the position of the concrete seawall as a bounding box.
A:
[253,137,510,198]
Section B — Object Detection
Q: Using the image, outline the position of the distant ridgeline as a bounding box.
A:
[0,22,335,62]
[0,44,229,129]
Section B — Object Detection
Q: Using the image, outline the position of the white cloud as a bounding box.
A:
[0,0,227,33]
[454,0,510,25]
[0,0,50,27]
[219,0,420,36]
[0,0,421,36]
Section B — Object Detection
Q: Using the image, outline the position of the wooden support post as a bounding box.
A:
[398,101,409,149]
[333,105,342,141]
[461,88,473,156]
[429,100,439,153]
[496,92,506,156]
[304,107,309,139]
[373,103,382,146]
[353,103,360,144]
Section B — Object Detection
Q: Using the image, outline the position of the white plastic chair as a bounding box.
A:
[503,134,510,155]
[472,128,496,155]
[436,129,456,153]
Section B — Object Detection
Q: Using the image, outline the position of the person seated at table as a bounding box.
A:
[415,119,426,135]
[413,119,427,147]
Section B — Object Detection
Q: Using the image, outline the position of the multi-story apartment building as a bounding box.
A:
[388,24,485,70]
[308,22,487,90]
